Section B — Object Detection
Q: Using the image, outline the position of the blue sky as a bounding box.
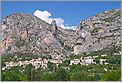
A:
[1,1,121,27]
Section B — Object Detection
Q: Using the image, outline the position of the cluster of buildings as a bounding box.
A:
[70,56,95,66]
[2,55,62,71]
[2,54,109,71]
[70,55,108,66]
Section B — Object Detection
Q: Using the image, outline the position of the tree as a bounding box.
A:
[25,64,33,81]
[1,72,5,81]
[101,69,121,81]
[70,71,89,81]
[56,68,69,81]
[40,73,57,81]
[59,60,70,67]
[106,55,121,65]
[3,71,20,81]
[70,72,82,81]
[2,67,27,81]
[95,59,100,64]
[31,67,37,81]
[87,74,101,81]
[47,61,53,71]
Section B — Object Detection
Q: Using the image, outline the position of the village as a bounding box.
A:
[2,54,109,71]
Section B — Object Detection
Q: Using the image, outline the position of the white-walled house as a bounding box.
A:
[101,54,107,57]
[70,59,80,65]
[100,59,107,65]
[80,56,95,66]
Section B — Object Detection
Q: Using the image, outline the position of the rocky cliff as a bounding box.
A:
[75,9,121,54]
[0,9,121,56]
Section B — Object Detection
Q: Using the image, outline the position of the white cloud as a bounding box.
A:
[60,24,77,30]
[34,10,51,18]
[34,10,76,29]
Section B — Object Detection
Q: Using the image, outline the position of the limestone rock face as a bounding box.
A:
[0,13,62,55]
[0,9,121,56]
[76,9,121,54]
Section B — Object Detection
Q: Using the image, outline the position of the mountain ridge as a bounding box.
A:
[0,8,121,57]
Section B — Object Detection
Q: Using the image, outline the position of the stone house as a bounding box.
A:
[50,55,62,67]
[80,56,95,66]
[41,58,48,69]
[52,59,62,67]
[70,59,80,65]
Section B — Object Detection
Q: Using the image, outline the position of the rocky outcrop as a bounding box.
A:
[0,9,121,56]
[75,9,121,54]
[0,13,62,55]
